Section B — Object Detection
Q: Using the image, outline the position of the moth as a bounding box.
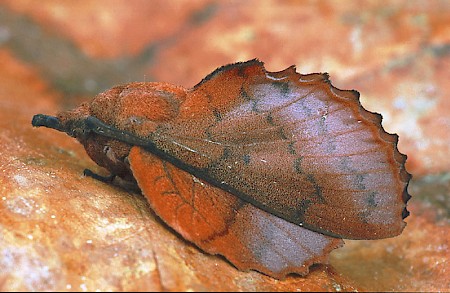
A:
[32,59,411,279]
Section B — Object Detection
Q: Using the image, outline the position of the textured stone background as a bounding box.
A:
[0,0,449,291]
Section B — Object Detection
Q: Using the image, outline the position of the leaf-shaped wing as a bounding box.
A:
[150,60,411,239]
[128,146,343,279]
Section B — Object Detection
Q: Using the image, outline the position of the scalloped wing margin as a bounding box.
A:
[152,60,411,239]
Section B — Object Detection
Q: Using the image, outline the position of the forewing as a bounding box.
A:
[128,146,343,279]
[151,60,411,239]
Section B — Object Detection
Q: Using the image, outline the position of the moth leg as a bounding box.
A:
[83,168,116,183]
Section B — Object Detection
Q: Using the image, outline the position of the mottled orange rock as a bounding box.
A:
[3,0,212,58]
[0,0,449,291]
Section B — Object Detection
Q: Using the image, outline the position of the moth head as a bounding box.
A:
[32,111,133,180]
[32,82,188,180]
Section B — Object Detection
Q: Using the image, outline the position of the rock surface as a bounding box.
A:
[0,1,449,291]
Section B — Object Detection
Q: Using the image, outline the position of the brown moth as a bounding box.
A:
[32,59,411,278]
